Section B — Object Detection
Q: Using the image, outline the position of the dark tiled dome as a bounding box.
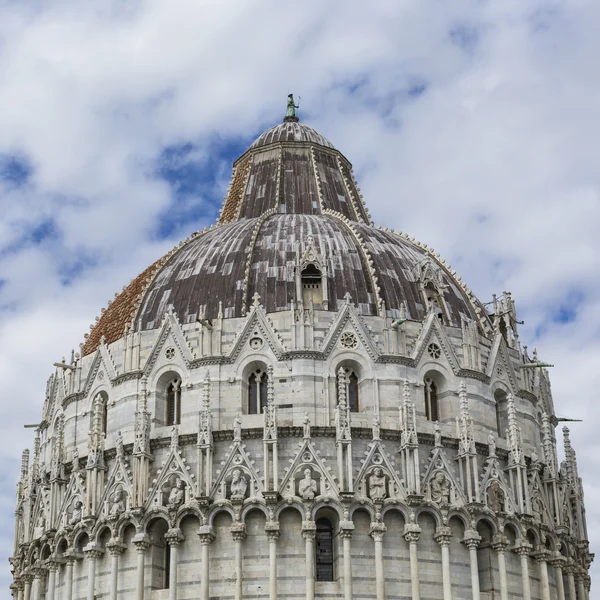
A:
[82,116,488,355]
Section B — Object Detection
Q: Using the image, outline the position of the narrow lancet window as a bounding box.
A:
[166,378,182,426]
[315,518,334,581]
[301,264,323,307]
[424,377,438,421]
[248,369,268,414]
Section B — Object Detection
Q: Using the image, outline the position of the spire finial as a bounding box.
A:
[284,93,300,123]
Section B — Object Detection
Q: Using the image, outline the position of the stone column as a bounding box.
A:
[370,522,386,600]
[22,573,33,600]
[434,526,453,600]
[133,534,150,600]
[106,539,126,600]
[576,572,587,600]
[491,535,509,600]
[463,530,482,600]
[15,579,24,600]
[302,520,317,600]
[45,562,58,600]
[564,561,577,600]
[403,522,422,600]
[63,554,77,600]
[533,548,551,600]
[231,523,247,600]
[265,521,280,600]
[198,525,215,600]
[340,521,354,600]
[32,567,46,600]
[165,528,184,600]
[548,554,566,600]
[83,546,103,600]
[515,543,533,600]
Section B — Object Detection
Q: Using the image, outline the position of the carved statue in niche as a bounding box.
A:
[109,488,126,516]
[434,422,442,447]
[372,415,381,441]
[115,431,124,458]
[303,413,311,439]
[368,467,387,501]
[233,414,242,442]
[167,477,185,510]
[33,515,45,539]
[298,468,317,500]
[229,469,248,500]
[487,434,496,458]
[69,500,83,526]
[531,491,544,523]
[430,472,451,505]
[487,480,505,513]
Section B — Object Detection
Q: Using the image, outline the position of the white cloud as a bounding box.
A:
[1,0,598,588]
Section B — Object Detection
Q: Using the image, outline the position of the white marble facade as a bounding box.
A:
[10,115,592,600]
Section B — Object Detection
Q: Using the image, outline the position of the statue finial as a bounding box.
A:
[284,93,300,122]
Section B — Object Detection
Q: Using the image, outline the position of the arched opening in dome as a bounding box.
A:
[424,282,448,324]
[166,378,182,427]
[248,368,269,415]
[423,377,439,422]
[494,389,508,438]
[301,264,323,307]
[315,518,334,581]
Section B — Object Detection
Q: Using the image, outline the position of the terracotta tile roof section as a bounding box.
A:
[81,258,163,356]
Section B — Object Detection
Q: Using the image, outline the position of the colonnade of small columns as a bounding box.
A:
[11,521,591,600]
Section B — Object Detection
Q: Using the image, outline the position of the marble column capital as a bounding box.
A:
[339,520,354,540]
[532,547,550,563]
[21,572,34,585]
[302,520,317,540]
[491,534,509,552]
[434,525,452,547]
[369,522,386,542]
[403,522,421,544]
[197,525,215,545]
[514,542,533,557]
[132,533,151,552]
[462,529,482,549]
[107,538,127,556]
[547,552,565,569]
[83,542,104,560]
[230,522,247,543]
[166,527,185,547]
[265,521,280,541]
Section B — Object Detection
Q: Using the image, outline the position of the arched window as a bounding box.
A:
[315,518,334,581]
[301,264,323,307]
[424,377,438,421]
[495,390,508,438]
[166,378,182,426]
[90,392,109,436]
[248,369,268,415]
[101,400,108,436]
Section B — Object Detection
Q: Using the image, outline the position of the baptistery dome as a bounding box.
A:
[11,104,592,600]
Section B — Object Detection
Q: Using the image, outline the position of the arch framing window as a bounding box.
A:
[301,263,323,307]
[424,377,438,422]
[315,518,334,581]
[90,391,109,436]
[166,378,182,426]
[248,369,268,415]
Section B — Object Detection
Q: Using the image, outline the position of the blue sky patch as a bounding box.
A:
[0,154,32,187]
[450,23,480,54]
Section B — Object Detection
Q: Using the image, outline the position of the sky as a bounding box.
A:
[0,0,599,590]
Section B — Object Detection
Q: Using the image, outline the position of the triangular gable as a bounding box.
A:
[354,440,406,501]
[29,488,50,540]
[146,430,196,509]
[421,446,466,505]
[411,312,461,373]
[228,301,286,363]
[98,453,133,518]
[143,311,194,377]
[485,334,519,394]
[211,440,264,501]
[82,344,118,397]
[319,300,379,359]
[528,468,553,524]
[280,437,338,499]
[55,470,86,529]
[479,456,518,514]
